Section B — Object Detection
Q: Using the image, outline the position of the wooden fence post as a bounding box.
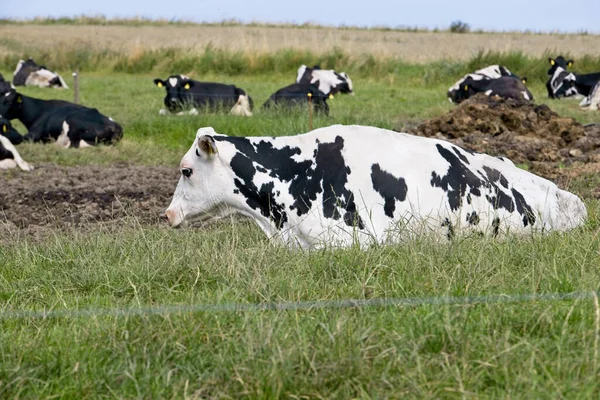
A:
[73,70,79,104]
[307,92,313,131]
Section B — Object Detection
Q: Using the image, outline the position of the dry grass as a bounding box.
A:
[2,24,600,62]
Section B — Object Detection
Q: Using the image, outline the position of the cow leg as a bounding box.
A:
[56,121,72,148]
[0,135,33,171]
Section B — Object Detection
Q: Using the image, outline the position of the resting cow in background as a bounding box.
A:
[296,65,354,97]
[13,58,69,89]
[546,56,600,99]
[154,75,253,116]
[262,83,331,115]
[0,116,25,145]
[164,125,586,249]
[0,82,122,148]
[454,76,533,103]
[447,65,523,103]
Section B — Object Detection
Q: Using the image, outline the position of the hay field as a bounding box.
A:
[2,24,600,62]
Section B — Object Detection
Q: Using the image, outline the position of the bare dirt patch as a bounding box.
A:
[0,163,179,235]
[406,93,600,185]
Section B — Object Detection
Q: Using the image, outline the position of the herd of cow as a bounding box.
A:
[0,55,597,248]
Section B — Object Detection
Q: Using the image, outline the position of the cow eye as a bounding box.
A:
[181,167,193,178]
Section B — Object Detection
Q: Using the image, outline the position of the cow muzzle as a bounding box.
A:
[164,208,185,228]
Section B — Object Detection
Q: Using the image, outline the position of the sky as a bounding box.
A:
[3,0,600,34]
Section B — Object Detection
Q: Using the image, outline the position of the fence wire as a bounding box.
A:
[0,291,596,321]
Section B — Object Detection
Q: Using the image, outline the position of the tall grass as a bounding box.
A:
[3,45,600,84]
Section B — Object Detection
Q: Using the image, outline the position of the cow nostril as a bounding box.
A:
[181,167,193,178]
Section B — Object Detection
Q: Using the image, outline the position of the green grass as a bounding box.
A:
[1,64,600,397]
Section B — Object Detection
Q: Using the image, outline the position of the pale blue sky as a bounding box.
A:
[3,0,599,33]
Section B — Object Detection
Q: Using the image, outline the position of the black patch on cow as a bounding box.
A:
[430,144,483,211]
[441,218,455,240]
[215,135,365,230]
[512,188,536,227]
[466,211,480,226]
[370,163,408,218]
[452,146,470,164]
[483,166,509,188]
[492,217,500,237]
[431,144,517,215]
[230,152,288,228]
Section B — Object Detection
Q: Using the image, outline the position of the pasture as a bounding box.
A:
[2,22,600,398]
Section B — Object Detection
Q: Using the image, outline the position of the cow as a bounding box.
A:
[546,57,600,99]
[296,65,354,97]
[13,58,69,89]
[0,83,123,148]
[262,83,331,115]
[153,75,253,116]
[448,65,520,103]
[454,76,533,103]
[0,115,24,145]
[163,125,586,249]
[0,128,32,171]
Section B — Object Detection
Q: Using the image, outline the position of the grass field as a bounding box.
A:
[2,22,600,398]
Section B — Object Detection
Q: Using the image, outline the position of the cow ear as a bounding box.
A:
[2,124,7,133]
[196,135,218,158]
[154,79,165,88]
[549,58,555,65]
[184,83,191,90]
[16,95,22,103]
[567,60,574,67]
[463,84,469,91]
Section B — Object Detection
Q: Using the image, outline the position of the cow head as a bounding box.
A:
[0,116,23,145]
[549,67,579,98]
[154,75,194,113]
[548,56,573,76]
[164,127,233,228]
[0,82,21,120]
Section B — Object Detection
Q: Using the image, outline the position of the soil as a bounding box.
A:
[406,93,600,182]
[0,163,179,237]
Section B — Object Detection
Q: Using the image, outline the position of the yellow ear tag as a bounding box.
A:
[17,96,22,103]
[184,83,190,90]
[2,125,6,133]
[550,59,555,65]
[522,79,527,84]
[329,94,334,99]
[568,61,573,67]
[464,85,469,91]
[157,81,163,87]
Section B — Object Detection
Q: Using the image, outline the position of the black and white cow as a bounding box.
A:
[296,65,354,96]
[154,75,253,116]
[0,119,32,171]
[164,125,586,249]
[0,83,122,148]
[0,115,24,145]
[13,58,69,89]
[546,57,600,99]
[454,76,533,103]
[262,83,331,115]
[448,65,520,103]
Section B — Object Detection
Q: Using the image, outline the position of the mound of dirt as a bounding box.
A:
[0,163,179,234]
[407,93,600,181]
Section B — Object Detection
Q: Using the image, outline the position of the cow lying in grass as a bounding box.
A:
[448,65,527,103]
[13,58,69,89]
[547,56,600,99]
[296,65,354,96]
[0,82,122,148]
[262,83,331,115]
[164,125,586,249]
[154,75,253,116]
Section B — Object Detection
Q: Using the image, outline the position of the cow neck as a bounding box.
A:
[16,95,50,129]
